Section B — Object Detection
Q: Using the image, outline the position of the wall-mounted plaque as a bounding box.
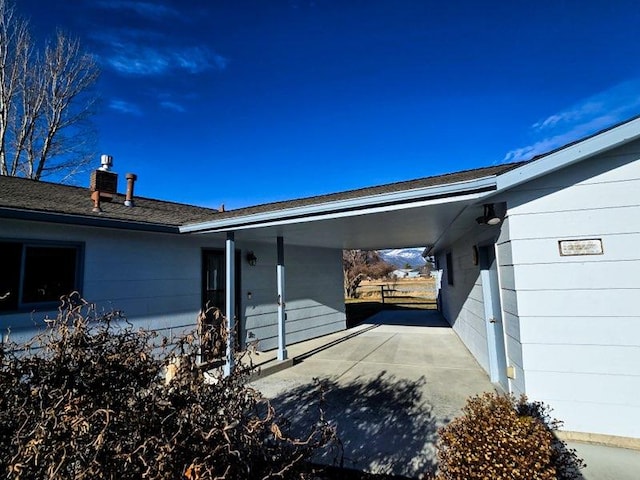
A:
[558,239,603,256]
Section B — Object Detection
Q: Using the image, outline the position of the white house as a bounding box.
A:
[0,174,346,357]
[432,119,640,444]
[1,115,639,445]
[390,268,421,279]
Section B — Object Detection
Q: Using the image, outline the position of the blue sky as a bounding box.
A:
[18,0,640,209]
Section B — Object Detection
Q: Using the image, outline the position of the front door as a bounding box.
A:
[479,245,509,391]
[201,249,241,360]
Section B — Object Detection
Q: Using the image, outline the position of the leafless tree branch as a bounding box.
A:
[0,1,99,182]
[342,249,394,298]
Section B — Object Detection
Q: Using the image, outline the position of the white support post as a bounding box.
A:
[277,236,287,361]
[223,232,236,377]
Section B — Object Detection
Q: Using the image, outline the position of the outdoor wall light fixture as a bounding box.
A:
[246,251,258,266]
[476,204,502,226]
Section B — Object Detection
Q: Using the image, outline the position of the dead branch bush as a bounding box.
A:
[0,294,337,479]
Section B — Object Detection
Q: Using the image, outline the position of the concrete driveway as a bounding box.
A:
[249,309,640,479]
[250,310,496,477]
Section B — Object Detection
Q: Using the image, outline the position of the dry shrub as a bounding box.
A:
[435,392,585,480]
[0,294,337,479]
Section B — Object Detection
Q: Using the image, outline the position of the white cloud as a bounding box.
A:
[109,99,143,116]
[504,114,618,162]
[95,1,179,19]
[173,47,228,73]
[160,101,186,113]
[105,46,170,75]
[504,79,640,162]
[103,43,228,76]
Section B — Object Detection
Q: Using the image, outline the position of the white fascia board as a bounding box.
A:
[192,190,488,233]
[180,176,497,233]
[497,117,640,192]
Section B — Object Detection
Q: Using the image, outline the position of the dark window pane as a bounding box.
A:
[22,246,77,304]
[0,242,22,311]
[204,251,225,311]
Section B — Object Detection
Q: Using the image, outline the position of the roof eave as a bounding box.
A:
[497,116,640,192]
[0,207,180,233]
[180,175,499,233]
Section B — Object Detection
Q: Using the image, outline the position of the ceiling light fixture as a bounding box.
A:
[476,204,501,226]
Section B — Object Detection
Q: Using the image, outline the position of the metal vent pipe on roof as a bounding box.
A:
[124,173,137,207]
[99,154,113,171]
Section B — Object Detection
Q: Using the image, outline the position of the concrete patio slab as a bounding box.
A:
[567,441,640,480]
[250,310,497,477]
[249,309,640,478]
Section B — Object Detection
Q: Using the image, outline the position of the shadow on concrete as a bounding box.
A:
[345,303,424,328]
[554,439,586,480]
[345,302,439,328]
[291,311,450,366]
[294,324,380,363]
[364,310,450,328]
[270,370,442,478]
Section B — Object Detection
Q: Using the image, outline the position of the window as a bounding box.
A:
[446,252,454,285]
[0,241,83,312]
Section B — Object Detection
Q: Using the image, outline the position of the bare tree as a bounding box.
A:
[343,249,395,298]
[343,250,366,299]
[0,0,99,181]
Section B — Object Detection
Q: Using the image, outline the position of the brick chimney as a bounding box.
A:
[90,155,118,212]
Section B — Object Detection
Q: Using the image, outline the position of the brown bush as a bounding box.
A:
[434,392,585,480]
[0,294,337,479]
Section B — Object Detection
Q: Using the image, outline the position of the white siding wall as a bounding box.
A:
[0,219,224,343]
[436,216,524,395]
[241,242,346,351]
[437,227,501,376]
[505,140,640,438]
[1,220,346,352]
[495,216,526,396]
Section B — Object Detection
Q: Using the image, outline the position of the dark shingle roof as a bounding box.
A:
[212,161,526,220]
[0,175,220,228]
[0,161,526,229]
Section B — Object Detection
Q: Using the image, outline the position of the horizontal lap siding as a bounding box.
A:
[532,399,640,438]
[525,372,640,438]
[0,219,225,338]
[506,141,640,437]
[520,316,640,346]
[242,244,345,352]
[82,229,209,330]
[2,221,347,353]
[496,218,525,396]
[437,230,498,376]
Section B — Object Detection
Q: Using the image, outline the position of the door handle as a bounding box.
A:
[489,318,497,324]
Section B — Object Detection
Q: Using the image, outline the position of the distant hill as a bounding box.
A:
[379,248,426,269]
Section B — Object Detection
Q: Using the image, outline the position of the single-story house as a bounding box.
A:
[390,268,421,279]
[1,115,639,444]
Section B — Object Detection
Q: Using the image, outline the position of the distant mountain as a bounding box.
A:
[379,248,426,269]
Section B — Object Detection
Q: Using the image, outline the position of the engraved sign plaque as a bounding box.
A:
[558,239,603,256]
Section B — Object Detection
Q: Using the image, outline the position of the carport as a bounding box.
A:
[248,309,495,476]
[180,163,520,375]
[178,135,640,476]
